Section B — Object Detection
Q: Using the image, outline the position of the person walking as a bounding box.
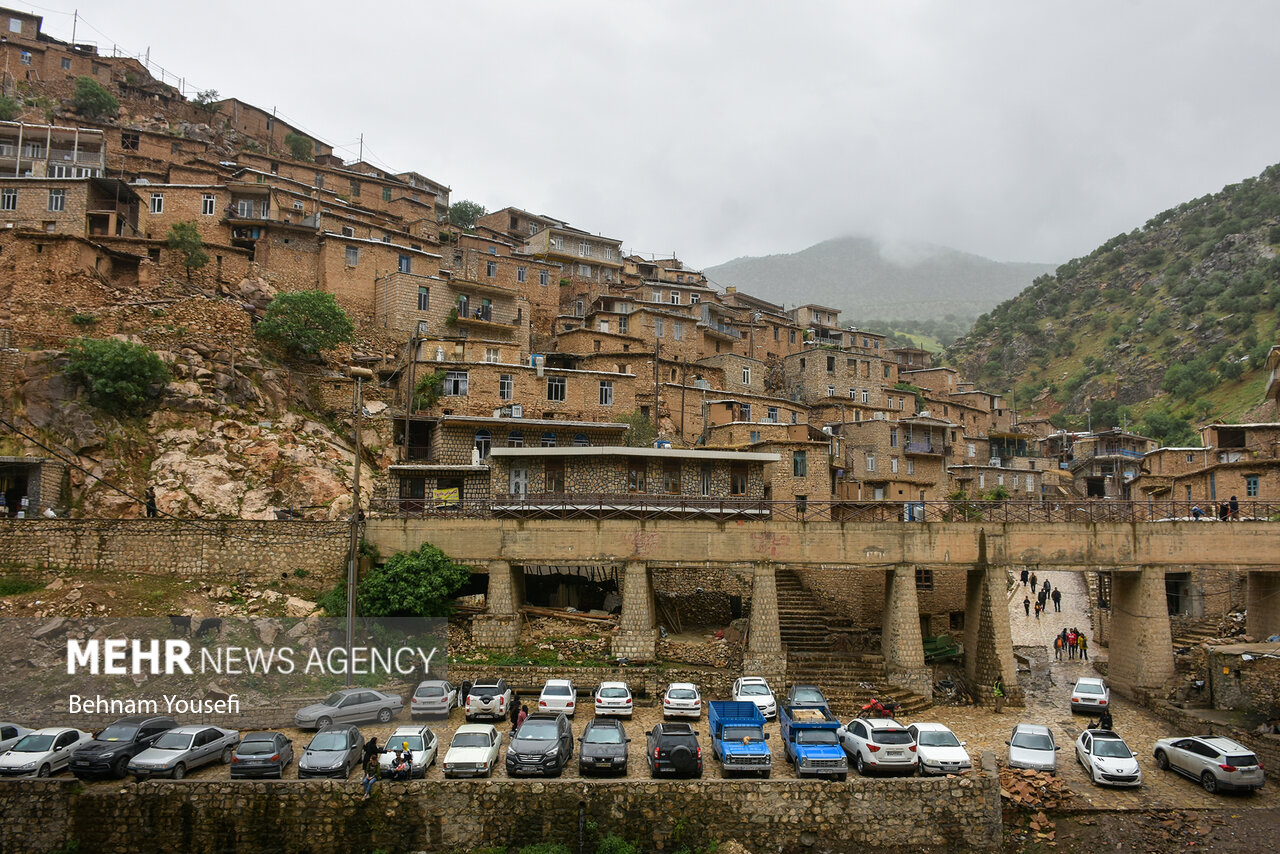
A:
[1067,628,1078,659]
[1034,600,1042,620]
[1029,572,1038,592]
[1051,587,1062,613]
[1021,569,1029,587]
[1043,579,1051,596]
[509,695,522,733]
[517,703,529,729]
[1229,495,1240,520]
[1079,632,1089,661]
[1219,501,1230,521]
[1024,595,1031,616]
[992,676,1006,714]
[1053,634,1064,661]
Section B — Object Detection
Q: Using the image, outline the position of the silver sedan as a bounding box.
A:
[127,726,240,780]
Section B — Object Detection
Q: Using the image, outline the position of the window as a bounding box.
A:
[443,371,468,395]
[767,406,778,422]
[866,454,876,472]
[517,266,526,283]
[574,299,584,317]
[577,263,591,277]
[49,164,68,178]
[673,322,683,340]
[978,474,985,489]
[629,462,647,492]
[149,193,164,214]
[237,198,253,218]
[349,179,361,197]
[539,270,549,286]
[849,388,856,398]
[474,430,491,460]
[485,347,500,363]
[345,246,359,266]
[20,50,31,65]
[547,376,566,401]
[545,459,565,493]
[883,364,892,379]
[827,355,836,372]
[691,294,701,304]
[551,236,563,250]
[573,433,590,447]
[579,241,592,257]
[417,286,429,311]
[750,430,761,443]
[742,366,751,384]
[889,428,899,448]
[730,464,749,496]
[968,443,976,458]
[670,291,681,305]
[1012,474,1020,489]
[8,17,20,32]
[741,404,751,421]
[541,432,557,447]
[1026,475,1034,493]
[341,225,355,237]
[915,568,934,591]
[315,173,325,189]
[201,194,215,216]
[655,318,665,338]
[793,451,807,477]
[382,187,392,202]
[0,188,15,210]
[486,260,497,278]
[506,430,523,447]
[618,315,628,334]
[487,245,497,255]
[860,389,869,404]
[499,374,513,401]
[599,380,613,406]
[827,386,835,397]
[1246,474,1259,497]
[890,457,899,473]
[47,189,65,212]
[907,459,915,475]
[663,461,681,493]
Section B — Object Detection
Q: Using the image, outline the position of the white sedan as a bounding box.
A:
[594,682,634,717]
[0,727,92,778]
[1075,729,1142,787]
[731,677,777,720]
[443,724,502,778]
[662,683,702,719]
[379,725,438,779]
[907,722,972,776]
[0,723,32,754]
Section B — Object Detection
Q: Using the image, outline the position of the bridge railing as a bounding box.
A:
[368,498,1280,523]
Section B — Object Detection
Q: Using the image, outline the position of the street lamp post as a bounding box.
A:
[345,366,374,688]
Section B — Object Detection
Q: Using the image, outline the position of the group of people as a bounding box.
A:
[1021,572,1063,619]
[360,737,416,798]
[1053,627,1088,661]
[1191,494,1241,521]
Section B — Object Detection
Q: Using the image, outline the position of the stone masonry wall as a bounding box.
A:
[0,770,1003,854]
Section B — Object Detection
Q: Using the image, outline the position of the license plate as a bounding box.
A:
[596,759,612,765]
[888,750,902,757]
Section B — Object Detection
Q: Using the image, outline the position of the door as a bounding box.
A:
[873,486,885,501]
[336,694,361,723]
[510,467,528,498]
[53,731,79,771]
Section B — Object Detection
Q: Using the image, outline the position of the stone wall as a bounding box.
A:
[0,519,348,586]
[0,763,1003,854]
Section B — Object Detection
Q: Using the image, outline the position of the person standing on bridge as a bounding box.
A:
[1021,568,1029,587]
[1024,595,1031,616]
[1230,495,1240,520]
[1051,587,1062,612]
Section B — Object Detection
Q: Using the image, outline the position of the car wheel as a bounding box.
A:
[317,717,332,729]
[222,747,234,764]
[1155,750,1169,771]
[378,708,393,723]
[112,757,128,780]
[37,764,50,778]
[836,773,848,782]
[172,763,186,780]
[1201,771,1218,794]
[855,753,866,775]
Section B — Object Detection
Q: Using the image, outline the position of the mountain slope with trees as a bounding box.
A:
[946,162,1280,445]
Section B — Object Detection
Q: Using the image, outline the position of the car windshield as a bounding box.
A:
[792,689,824,703]
[471,683,501,694]
[738,684,770,696]
[599,687,628,699]
[321,692,348,707]
[416,686,444,698]
[97,725,139,742]
[1011,732,1053,751]
[517,721,560,740]
[307,733,349,752]
[542,685,571,696]
[669,689,697,700]
[12,734,54,752]
[872,729,912,745]
[153,732,194,751]
[239,740,278,756]
[1092,739,1131,758]
[392,736,425,752]
[796,729,838,745]
[917,730,961,747]
[723,726,764,742]
[585,727,624,745]
[1075,683,1104,695]
[452,732,491,748]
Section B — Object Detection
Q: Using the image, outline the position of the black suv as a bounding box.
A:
[579,718,630,775]
[505,714,573,777]
[646,722,703,778]
[70,716,177,780]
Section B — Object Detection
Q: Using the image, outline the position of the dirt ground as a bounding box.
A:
[1006,806,1279,853]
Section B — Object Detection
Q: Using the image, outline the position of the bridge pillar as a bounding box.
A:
[964,564,1021,706]
[743,561,786,684]
[1108,566,1175,695]
[1247,571,1280,641]
[882,564,931,695]
[613,560,657,662]
[473,560,521,651]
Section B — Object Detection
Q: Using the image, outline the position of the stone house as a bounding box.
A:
[0,455,65,515]
[781,348,895,410]
[405,359,636,423]
[789,304,845,347]
[1056,428,1158,499]
[519,221,624,288]
[210,99,334,160]
[0,175,138,236]
[1139,423,1280,508]
[0,121,104,179]
[751,433,835,505]
[721,287,804,362]
[831,415,957,502]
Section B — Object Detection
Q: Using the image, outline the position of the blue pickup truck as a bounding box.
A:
[707,701,772,778]
[779,704,848,781]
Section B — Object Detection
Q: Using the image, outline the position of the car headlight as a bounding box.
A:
[18,761,36,771]
[799,758,811,767]
[507,747,517,757]
[544,745,559,756]
[98,751,116,760]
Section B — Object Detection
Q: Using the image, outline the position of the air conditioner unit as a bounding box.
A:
[989,457,1002,467]
[533,355,545,377]
[417,320,429,336]
[822,426,832,435]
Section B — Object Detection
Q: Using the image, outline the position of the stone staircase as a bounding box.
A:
[775,569,932,718]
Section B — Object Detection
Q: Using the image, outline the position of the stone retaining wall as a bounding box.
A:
[0,519,349,586]
[0,762,1003,854]
[446,663,740,701]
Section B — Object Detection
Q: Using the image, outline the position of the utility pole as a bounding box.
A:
[71,10,78,45]
[345,366,374,688]
[652,340,661,433]
[358,133,363,163]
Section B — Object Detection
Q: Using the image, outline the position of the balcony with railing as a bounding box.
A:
[905,441,942,455]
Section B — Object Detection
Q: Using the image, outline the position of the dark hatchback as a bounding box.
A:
[70,716,177,780]
[579,718,630,775]
[297,725,363,779]
[505,714,573,777]
[646,722,703,778]
[231,731,294,779]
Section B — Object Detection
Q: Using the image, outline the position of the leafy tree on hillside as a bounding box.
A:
[447,200,486,228]
[357,542,471,617]
[63,338,170,416]
[284,132,313,162]
[0,96,19,121]
[72,76,118,118]
[622,410,657,447]
[191,89,220,112]
[165,221,209,279]
[255,291,354,355]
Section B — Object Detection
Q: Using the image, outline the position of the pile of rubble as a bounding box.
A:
[998,766,1075,810]
[657,634,742,668]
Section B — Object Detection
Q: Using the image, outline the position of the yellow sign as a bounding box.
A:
[432,487,460,504]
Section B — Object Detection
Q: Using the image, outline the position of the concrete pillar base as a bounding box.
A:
[964,563,1023,707]
[745,561,784,681]
[471,615,520,651]
[1247,571,1280,641]
[883,564,929,696]
[1109,567,1175,696]
[475,559,521,652]
[613,560,657,662]
[743,651,787,686]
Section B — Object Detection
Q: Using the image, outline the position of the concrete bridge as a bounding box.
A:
[366,519,1280,704]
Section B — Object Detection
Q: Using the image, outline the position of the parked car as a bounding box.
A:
[579,718,630,775]
[1006,724,1059,775]
[507,714,574,777]
[840,717,917,776]
[444,724,503,778]
[0,727,91,778]
[411,680,458,719]
[1152,735,1265,793]
[0,723,32,755]
[71,715,177,780]
[731,676,777,720]
[645,722,703,778]
[593,681,633,717]
[907,722,972,776]
[785,685,829,709]
[127,725,240,781]
[537,679,578,718]
[1075,729,1141,787]
[378,724,438,779]
[662,683,702,719]
[465,679,514,722]
[1070,677,1110,715]
[294,688,403,729]
[779,704,847,780]
[297,724,363,779]
[230,732,294,779]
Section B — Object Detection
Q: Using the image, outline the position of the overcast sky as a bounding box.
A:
[54,0,1280,270]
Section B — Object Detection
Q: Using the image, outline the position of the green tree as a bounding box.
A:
[0,96,19,121]
[254,291,355,355]
[621,410,656,447]
[357,542,471,618]
[191,89,220,112]
[72,76,119,118]
[447,200,486,228]
[284,132,314,161]
[165,221,209,279]
[62,337,170,415]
